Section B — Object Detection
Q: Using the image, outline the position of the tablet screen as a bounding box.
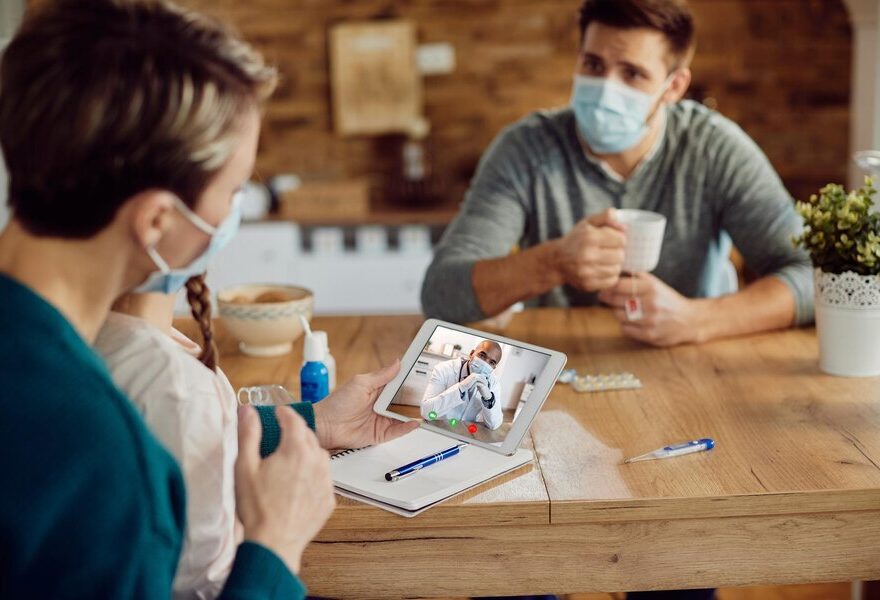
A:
[386,324,552,446]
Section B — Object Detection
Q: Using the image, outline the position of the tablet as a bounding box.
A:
[373,319,567,456]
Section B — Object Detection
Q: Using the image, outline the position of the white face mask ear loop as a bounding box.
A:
[173,196,216,235]
[658,72,675,102]
[145,244,172,274]
[645,71,677,126]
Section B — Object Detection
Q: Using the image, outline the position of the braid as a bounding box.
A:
[185,274,219,372]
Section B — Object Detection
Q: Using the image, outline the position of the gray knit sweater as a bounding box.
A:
[421,100,813,325]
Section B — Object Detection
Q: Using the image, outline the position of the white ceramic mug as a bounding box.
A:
[616,209,667,273]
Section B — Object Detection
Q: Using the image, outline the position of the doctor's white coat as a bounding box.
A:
[420,357,503,430]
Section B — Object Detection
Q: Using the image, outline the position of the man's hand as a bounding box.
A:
[554,208,626,292]
[475,382,495,408]
[598,272,704,346]
[312,360,419,450]
[235,405,336,575]
[481,368,498,391]
[458,372,487,395]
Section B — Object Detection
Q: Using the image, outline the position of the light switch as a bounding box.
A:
[416,42,456,75]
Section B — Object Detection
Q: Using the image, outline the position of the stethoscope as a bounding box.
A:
[456,358,476,421]
[457,359,469,390]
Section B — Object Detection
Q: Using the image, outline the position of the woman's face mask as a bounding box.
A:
[134,192,242,294]
[570,74,672,154]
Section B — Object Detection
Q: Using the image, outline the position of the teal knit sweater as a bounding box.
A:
[0,274,310,599]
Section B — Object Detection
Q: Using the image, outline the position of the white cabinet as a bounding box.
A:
[292,253,431,315]
[174,221,433,316]
[396,352,448,407]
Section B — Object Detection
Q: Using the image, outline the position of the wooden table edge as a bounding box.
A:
[549,487,880,524]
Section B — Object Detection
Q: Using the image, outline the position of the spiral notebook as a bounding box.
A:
[330,428,534,517]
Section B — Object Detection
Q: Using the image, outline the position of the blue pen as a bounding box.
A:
[624,438,715,463]
[384,443,468,482]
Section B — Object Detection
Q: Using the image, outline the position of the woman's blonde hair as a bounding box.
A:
[0,0,277,237]
[1,0,279,371]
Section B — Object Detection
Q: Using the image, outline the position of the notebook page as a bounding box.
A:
[330,427,532,511]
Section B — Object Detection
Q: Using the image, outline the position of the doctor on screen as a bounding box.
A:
[421,340,503,430]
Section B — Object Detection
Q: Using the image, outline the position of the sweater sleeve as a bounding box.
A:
[218,542,306,600]
[478,385,503,430]
[255,402,316,458]
[421,124,531,323]
[705,115,815,325]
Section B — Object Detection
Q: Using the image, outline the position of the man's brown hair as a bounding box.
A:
[578,0,696,68]
[0,0,277,238]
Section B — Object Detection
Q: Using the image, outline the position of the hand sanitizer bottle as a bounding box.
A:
[299,316,329,403]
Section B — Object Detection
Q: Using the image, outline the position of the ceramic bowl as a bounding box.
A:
[217,284,314,357]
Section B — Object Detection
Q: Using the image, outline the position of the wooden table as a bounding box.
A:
[180,308,880,599]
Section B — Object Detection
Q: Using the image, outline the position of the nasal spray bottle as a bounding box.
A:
[299,315,329,403]
[312,331,337,392]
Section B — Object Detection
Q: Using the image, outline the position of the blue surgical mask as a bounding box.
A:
[134,193,242,294]
[570,74,671,154]
[469,357,494,377]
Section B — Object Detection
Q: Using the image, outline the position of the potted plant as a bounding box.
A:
[794,177,880,376]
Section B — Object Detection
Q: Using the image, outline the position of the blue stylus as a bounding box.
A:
[384,443,468,482]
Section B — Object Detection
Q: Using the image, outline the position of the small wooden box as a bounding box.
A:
[277,180,370,222]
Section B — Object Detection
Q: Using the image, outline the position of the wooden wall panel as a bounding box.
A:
[27,0,853,207]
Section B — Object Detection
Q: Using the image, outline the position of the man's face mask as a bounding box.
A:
[135,192,242,295]
[570,74,673,154]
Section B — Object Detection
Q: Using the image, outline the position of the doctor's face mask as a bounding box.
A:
[469,356,494,377]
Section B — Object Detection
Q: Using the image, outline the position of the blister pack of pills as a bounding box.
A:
[557,368,642,393]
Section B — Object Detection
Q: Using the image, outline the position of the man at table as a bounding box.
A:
[421,341,503,431]
[421,0,813,347]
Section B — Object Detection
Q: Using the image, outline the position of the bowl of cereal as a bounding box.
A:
[217,284,314,357]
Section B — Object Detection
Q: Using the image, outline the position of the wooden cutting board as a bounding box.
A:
[329,19,422,137]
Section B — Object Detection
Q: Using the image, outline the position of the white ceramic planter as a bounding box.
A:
[814,269,880,377]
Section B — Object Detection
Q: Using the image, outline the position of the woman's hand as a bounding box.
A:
[312,360,419,450]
